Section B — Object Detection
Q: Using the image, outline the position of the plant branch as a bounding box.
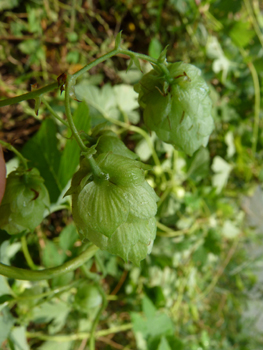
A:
[244,0,263,49]
[42,98,69,127]
[239,48,261,156]
[21,235,38,270]
[0,244,99,281]
[72,49,119,79]
[248,61,261,156]
[26,323,133,341]
[64,76,87,152]
[197,238,240,301]
[0,140,28,170]
[0,82,58,107]
[64,76,105,178]
[89,284,108,350]
[118,48,172,82]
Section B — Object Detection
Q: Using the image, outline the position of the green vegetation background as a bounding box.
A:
[0,0,263,349]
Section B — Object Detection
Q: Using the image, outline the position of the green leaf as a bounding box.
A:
[204,229,221,255]
[142,296,156,318]
[0,294,14,304]
[51,271,74,288]
[133,55,143,72]
[42,240,67,268]
[113,84,139,121]
[187,147,210,182]
[32,300,71,334]
[225,131,236,158]
[192,246,208,267]
[9,326,29,350]
[211,156,233,193]
[22,118,62,203]
[222,220,240,239]
[0,307,15,345]
[75,83,119,122]
[58,102,90,190]
[96,134,139,160]
[126,58,134,72]
[149,38,162,59]
[115,31,122,49]
[158,45,169,63]
[157,337,172,350]
[75,283,102,312]
[229,20,255,48]
[59,223,79,252]
[34,95,42,116]
[0,275,12,296]
[18,39,40,55]
[131,296,174,340]
[0,0,19,10]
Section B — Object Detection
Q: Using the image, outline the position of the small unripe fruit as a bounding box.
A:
[0,167,50,234]
[135,62,214,156]
[70,150,158,265]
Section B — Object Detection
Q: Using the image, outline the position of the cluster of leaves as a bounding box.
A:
[1,0,263,350]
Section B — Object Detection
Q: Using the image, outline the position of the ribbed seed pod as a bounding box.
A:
[134,62,214,156]
[69,133,158,265]
[0,168,50,234]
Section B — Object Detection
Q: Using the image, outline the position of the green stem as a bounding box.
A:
[26,323,133,341]
[244,0,263,49]
[119,48,172,82]
[42,98,69,127]
[197,238,240,301]
[72,49,119,80]
[248,61,261,156]
[239,48,261,156]
[64,75,105,179]
[89,284,107,350]
[0,82,58,107]
[157,185,172,208]
[0,244,99,281]
[15,280,80,301]
[88,156,105,179]
[0,46,171,109]
[72,47,171,82]
[0,140,28,170]
[64,76,87,152]
[21,236,37,270]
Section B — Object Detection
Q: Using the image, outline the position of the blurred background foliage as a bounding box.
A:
[0,0,263,349]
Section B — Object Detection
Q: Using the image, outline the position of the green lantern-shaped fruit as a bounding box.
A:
[135,62,214,156]
[70,150,158,265]
[0,167,50,235]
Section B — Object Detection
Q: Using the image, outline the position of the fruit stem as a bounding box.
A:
[65,76,87,152]
[64,76,106,179]
[21,235,38,270]
[89,283,107,350]
[0,140,28,170]
[42,98,70,127]
[0,82,59,107]
[118,48,173,84]
[88,156,107,180]
[0,244,99,281]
